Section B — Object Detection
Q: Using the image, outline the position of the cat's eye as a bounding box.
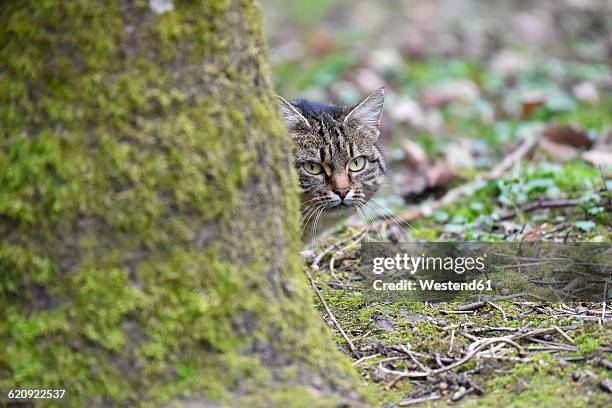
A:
[303,161,323,175]
[349,156,366,172]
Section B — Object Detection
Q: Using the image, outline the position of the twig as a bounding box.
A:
[329,233,364,281]
[455,301,487,312]
[602,281,608,325]
[487,301,507,320]
[511,325,581,341]
[403,347,431,373]
[398,393,441,406]
[472,326,519,333]
[553,325,575,345]
[441,310,475,314]
[498,198,584,221]
[305,270,358,356]
[384,134,540,227]
[380,338,523,379]
[451,386,476,402]
[311,230,363,270]
[352,353,381,366]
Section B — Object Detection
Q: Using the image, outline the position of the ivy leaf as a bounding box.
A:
[574,220,596,232]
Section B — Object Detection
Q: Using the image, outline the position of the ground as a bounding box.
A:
[261,0,611,406]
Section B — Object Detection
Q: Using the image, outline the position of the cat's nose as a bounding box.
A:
[333,186,350,199]
[330,173,351,200]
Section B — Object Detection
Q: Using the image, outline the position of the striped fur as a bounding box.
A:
[278,88,387,241]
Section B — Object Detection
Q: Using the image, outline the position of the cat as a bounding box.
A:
[277,88,387,242]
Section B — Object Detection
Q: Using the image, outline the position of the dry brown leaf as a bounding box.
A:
[520,90,546,118]
[521,223,549,241]
[395,168,428,199]
[401,139,428,168]
[396,159,459,201]
[306,29,336,56]
[543,124,593,148]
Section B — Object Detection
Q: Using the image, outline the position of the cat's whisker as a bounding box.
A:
[367,199,415,241]
[300,204,317,224]
[369,198,416,232]
[310,206,325,249]
[364,207,385,243]
[300,199,323,215]
[300,204,322,237]
[372,209,406,242]
[354,205,370,242]
[358,203,385,242]
[300,197,322,209]
[360,200,391,239]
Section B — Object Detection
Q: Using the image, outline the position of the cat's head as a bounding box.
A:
[277,88,387,214]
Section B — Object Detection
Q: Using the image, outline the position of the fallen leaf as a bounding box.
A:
[581,150,612,168]
[390,96,426,128]
[395,168,428,200]
[521,223,548,241]
[306,29,336,56]
[521,90,547,118]
[543,124,593,148]
[396,160,459,202]
[401,139,429,168]
[421,80,479,108]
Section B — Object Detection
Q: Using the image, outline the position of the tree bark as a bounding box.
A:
[0,1,362,406]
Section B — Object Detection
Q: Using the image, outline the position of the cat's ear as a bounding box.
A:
[344,87,385,138]
[276,95,311,131]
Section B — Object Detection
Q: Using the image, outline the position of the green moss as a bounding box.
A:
[458,356,611,408]
[0,0,362,406]
[308,236,611,406]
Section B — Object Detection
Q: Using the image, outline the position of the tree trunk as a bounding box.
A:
[0,1,362,406]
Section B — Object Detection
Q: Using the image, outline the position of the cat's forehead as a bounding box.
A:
[290,99,377,161]
[294,126,372,162]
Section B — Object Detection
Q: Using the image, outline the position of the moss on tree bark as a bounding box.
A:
[0,1,363,406]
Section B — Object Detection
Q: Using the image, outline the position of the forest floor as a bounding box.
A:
[261,0,611,406]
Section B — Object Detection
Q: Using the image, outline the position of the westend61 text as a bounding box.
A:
[373,279,493,292]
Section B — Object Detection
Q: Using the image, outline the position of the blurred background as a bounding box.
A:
[261,0,611,240]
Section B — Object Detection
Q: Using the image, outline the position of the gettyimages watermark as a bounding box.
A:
[360,242,611,302]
